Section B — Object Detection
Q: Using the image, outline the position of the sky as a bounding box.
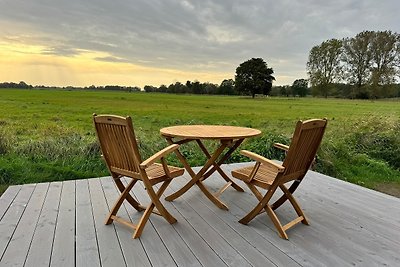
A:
[0,0,399,88]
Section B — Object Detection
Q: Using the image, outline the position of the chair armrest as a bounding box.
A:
[140,144,180,169]
[274,143,289,152]
[240,150,285,173]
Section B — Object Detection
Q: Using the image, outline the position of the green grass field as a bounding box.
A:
[1,88,399,196]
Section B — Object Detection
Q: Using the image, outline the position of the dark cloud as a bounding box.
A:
[0,0,399,84]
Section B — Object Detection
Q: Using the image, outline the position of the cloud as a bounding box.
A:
[41,45,81,57]
[0,0,399,86]
[94,56,130,63]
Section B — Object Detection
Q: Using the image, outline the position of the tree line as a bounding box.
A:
[0,58,278,97]
[307,30,400,99]
[143,79,237,95]
[4,34,400,100]
[0,82,141,92]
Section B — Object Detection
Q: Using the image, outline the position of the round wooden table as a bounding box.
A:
[160,125,261,210]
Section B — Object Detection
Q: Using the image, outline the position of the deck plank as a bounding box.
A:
[293,187,400,264]
[305,172,400,228]
[163,183,251,267]
[0,185,21,220]
[223,164,400,266]
[167,175,301,267]
[124,182,180,267]
[50,180,76,267]
[129,179,202,267]
[140,182,229,267]
[25,182,62,267]
[223,185,357,266]
[0,163,399,267]
[100,177,152,267]
[75,179,101,267]
[0,183,47,266]
[88,178,127,267]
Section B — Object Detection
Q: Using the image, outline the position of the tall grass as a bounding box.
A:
[0,89,399,196]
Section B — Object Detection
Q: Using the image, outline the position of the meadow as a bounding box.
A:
[0,88,399,196]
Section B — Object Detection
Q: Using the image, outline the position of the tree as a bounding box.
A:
[370,31,399,86]
[158,84,168,93]
[218,79,235,95]
[167,82,187,94]
[307,39,343,97]
[279,85,291,97]
[191,81,203,94]
[144,85,157,92]
[203,82,218,94]
[235,58,275,98]
[342,31,374,97]
[291,79,309,97]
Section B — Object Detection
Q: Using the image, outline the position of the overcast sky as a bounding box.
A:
[0,0,399,87]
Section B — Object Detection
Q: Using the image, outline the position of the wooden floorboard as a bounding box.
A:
[0,183,47,267]
[25,182,62,267]
[75,179,101,267]
[1,163,400,267]
[88,178,126,267]
[50,180,76,267]
[165,176,296,267]
[100,177,152,267]
[0,185,21,221]
[126,179,202,267]
[127,181,180,267]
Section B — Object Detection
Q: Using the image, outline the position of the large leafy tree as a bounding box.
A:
[342,31,373,88]
[370,31,399,86]
[235,58,275,98]
[342,31,374,98]
[307,39,343,97]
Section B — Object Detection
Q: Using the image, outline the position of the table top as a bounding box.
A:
[160,125,262,140]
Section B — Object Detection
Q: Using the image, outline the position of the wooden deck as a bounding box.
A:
[0,163,399,266]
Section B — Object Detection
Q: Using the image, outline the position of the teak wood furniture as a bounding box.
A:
[231,119,328,239]
[160,125,261,210]
[93,114,184,238]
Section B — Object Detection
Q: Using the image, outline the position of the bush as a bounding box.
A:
[347,118,400,170]
[0,129,10,155]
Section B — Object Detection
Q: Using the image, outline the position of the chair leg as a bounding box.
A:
[114,178,145,212]
[133,180,177,239]
[264,204,288,239]
[239,184,275,224]
[133,202,155,238]
[106,179,138,225]
[280,185,309,225]
[271,180,301,210]
[148,180,177,224]
[241,184,289,239]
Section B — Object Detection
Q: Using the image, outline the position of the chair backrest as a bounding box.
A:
[281,119,327,183]
[93,114,142,178]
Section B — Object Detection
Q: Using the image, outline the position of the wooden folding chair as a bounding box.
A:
[231,119,327,239]
[93,114,184,238]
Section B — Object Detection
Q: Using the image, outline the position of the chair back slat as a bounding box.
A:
[282,119,327,180]
[93,115,142,176]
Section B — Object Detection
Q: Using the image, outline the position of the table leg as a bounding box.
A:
[164,137,229,209]
[163,137,196,177]
[197,139,245,192]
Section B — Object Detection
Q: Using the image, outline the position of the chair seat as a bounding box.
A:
[232,164,279,188]
[146,163,184,185]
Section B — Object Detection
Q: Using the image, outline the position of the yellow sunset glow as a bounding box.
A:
[0,42,231,87]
